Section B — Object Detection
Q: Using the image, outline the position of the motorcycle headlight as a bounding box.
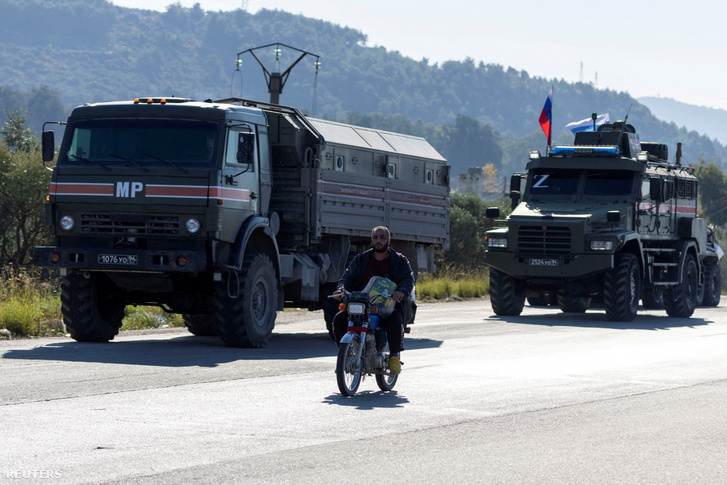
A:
[347,302,365,315]
[60,215,74,231]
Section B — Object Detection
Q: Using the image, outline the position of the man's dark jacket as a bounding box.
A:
[338,248,414,296]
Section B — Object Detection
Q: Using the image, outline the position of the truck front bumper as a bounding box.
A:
[33,246,208,273]
[485,251,614,280]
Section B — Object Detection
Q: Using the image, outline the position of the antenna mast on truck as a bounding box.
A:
[235,43,320,109]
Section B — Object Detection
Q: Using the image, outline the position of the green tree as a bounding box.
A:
[0,111,51,268]
[692,159,727,225]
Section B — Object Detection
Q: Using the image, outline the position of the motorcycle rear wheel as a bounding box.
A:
[375,371,398,392]
[336,340,362,396]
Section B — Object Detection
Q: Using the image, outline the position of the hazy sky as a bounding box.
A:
[111,0,727,111]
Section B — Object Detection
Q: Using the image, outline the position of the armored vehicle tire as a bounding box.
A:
[604,253,641,322]
[701,261,721,307]
[61,273,125,342]
[664,254,698,318]
[489,268,526,316]
[641,287,664,310]
[183,314,217,336]
[640,142,669,161]
[556,295,591,313]
[215,252,278,348]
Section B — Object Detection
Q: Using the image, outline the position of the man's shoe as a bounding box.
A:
[388,356,401,374]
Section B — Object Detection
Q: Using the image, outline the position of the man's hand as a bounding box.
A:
[392,290,405,302]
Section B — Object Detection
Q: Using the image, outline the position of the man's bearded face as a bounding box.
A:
[371,230,389,253]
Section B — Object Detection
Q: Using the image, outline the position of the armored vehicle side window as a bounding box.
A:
[225,125,256,170]
[583,171,635,197]
[529,169,579,198]
[62,118,219,166]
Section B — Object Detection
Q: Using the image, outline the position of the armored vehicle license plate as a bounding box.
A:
[529,258,559,267]
[98,254,138,265]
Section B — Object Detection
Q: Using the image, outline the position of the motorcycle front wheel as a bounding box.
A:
[336,340,362,396]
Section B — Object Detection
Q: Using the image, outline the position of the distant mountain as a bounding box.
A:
[1,0,725,172]
[638,96,727,145]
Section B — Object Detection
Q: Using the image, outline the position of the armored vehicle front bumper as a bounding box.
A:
[485,251,613,280]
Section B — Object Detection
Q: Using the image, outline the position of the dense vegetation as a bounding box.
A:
[1,0,726,178]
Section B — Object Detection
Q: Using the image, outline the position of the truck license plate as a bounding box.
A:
[529,258,559,267]
[98,254,138,265]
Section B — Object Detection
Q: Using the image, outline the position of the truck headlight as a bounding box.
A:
[590,240,614,251]
[60,215,74,231]
[488,237,508,248]
[185,218,201,234]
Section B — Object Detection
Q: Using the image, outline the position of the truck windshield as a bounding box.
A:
[60,118,220,167]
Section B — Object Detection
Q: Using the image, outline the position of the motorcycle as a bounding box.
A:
[332,277,402,396]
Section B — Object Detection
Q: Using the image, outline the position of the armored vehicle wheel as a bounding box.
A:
[604,253,641,321]
[61,273,125,342]
[489,268,525,316]
[701,261,721,307]
[215,252,278,348]
[664,254,698,318]
[183,314,217,336]
[556,295,591,313]
[641,287,664,310]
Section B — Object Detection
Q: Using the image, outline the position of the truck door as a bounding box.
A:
[218,124,259,240]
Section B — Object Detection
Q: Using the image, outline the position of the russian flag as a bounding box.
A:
[566,112,610,134]
[539,85,553,146]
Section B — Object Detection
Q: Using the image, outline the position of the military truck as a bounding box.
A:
[34,97,449,347]
[485,121,722,321]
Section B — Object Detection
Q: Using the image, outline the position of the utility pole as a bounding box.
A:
[236,43,320,105]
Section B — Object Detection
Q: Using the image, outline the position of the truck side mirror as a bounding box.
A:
[42,131,55,162]
[486,207,500,219]
[649,178,663,203]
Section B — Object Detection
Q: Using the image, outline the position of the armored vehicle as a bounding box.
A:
[34,97,449,346]
[485,122,722,321]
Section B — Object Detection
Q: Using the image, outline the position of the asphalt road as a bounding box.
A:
[1,299,726,484]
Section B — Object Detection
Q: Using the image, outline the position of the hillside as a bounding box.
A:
[638,96,727,145]
[1,0,725,174]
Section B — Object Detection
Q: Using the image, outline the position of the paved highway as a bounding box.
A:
[1,299,726,484]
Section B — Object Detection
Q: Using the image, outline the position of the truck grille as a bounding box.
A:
[81,214,180,235]
[517,226,571,254]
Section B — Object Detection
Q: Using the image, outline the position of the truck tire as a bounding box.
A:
[183,314,217,336]
[215,252,278,348]
[641,287,664,310]
[604,253,641,321]
[556,295,591,313]
[489,268,525,316]
[321,283,339,340]
[664,254,698,318]
[61,273,125,342]
[701,261,721,307]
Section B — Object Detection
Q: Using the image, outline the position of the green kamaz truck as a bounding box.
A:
[34,97,449,347]
[485,121,722,321]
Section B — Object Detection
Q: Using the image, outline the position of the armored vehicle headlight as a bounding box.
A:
[590,240,614,251]
[60,215,74,231]
[347,302,365,315]
[488,237,508,248]
[185,218,201,234]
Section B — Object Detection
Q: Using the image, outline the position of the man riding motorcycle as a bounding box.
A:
[332,226,415,374]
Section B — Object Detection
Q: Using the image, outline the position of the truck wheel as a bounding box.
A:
[664,254,698,318]
[183,314,217,336]
[556,295,591,313]
[321,283,339,340]
[604,253,641,321]
[641,287,664,310]
[215,252,278,348]
[61,273,125,342]
[701,261,721,307]
[489,268,525,316]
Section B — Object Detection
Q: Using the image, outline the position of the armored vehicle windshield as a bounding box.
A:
[528,169,637,202]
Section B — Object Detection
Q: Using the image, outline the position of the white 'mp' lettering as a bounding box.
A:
[116,181,144,197]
